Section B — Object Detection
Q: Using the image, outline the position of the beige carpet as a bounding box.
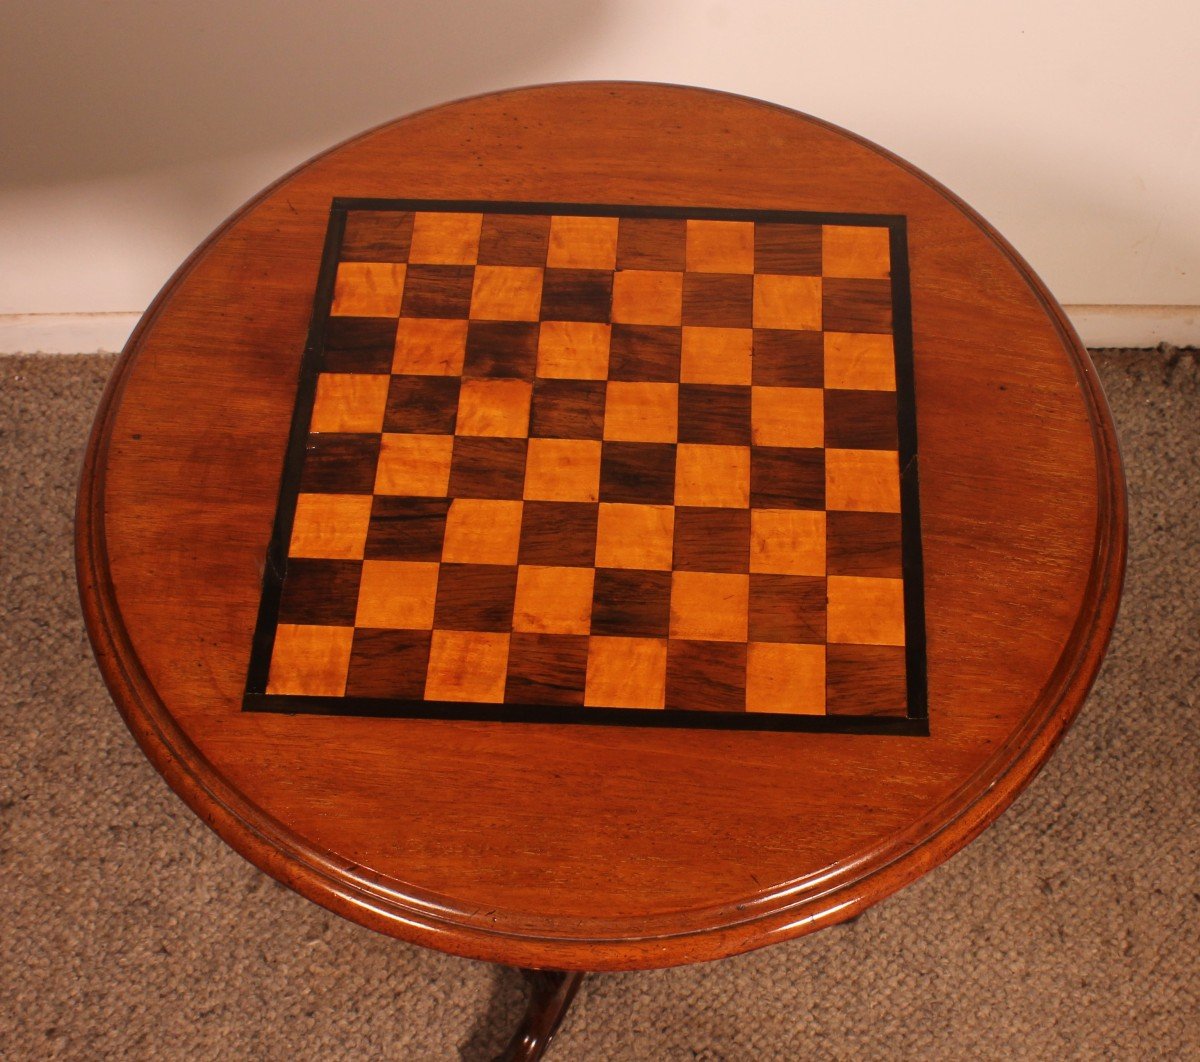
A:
[2,349,1196,1060]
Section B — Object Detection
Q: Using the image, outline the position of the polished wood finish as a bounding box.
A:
[76,83,1125,971]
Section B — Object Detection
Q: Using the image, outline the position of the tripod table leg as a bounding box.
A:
[494,968,586,1062]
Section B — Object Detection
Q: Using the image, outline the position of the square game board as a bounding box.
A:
[243,200,927,733]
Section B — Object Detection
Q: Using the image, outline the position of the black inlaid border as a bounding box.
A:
[243,198,928,736]
[243,207,347,700]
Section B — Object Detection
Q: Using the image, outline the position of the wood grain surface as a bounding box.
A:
[76,82,1126,971]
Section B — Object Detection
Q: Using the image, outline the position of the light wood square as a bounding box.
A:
[424,630,510,702]
[310,372,389,433]
[825,448,901,512]
[584,636,667,708]
[355,560,440,629]
[669,571,749,642]
[603,382,678,442]
[611,270,684,326]
[547,215,619,269]
[456,378,532,437]
[289,493,373,559]
[524,438,601,501]
[408,212,482,265]
[823,332,897,391]
[753,274,822,330]
[266,623,353,696]
[393,318,469,376]
[374,433,454,496]
[536,321,612,380]
[746,642,825,714]
[750,509,826,575]
[512,565,595,635]
[331,263,406,317]
[822,225,891,279]
[442,499,524,564]
[827,575,906,645]
[595,503,675,570]
[680,327,753,384]
[675,443,750,508]
[751,386,824,448]
[470,266,544,321]
[685,220,755,273]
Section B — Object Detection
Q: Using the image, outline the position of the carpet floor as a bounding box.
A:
[1,349,1196,1060]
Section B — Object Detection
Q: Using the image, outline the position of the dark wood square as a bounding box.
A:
[277,559,362,627]
[530,379,606,440]
[434,563,518,632]
[364,497,451,561]
[826,511,904,578]
[463,321,539,379]
[666,640,747,711]
[748,574,826,643]
[750,446,825,509]
[754,223,822,275]
[824,389,899,450]
[751,329,824,387]
[401,264,475,319]
[276,559,360,624]
[298,433,381,494]
[682,273,753,328]
[591,568,672,637]
[616,217,687,271]
[822,278,893,334]
[826,644,907,716]
[609,326,681,381]
[448,437,528,499]
[518,501,598,567]
[383,375,461,434]
[322,317,397,374]
[477,214,551,267]
[504,632,589,705]
[345,628,432,700]
[540,268,614,323]
[599,442,677,505]
[673,507,750,573]
[340,210,414,262]
[677,384,752,445]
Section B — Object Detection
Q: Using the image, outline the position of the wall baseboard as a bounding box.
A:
[0,312,143,355]
[1,305,1196,356]
[1062,305,1199,349]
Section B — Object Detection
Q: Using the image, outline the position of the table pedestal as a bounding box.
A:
[496,969,586,1061]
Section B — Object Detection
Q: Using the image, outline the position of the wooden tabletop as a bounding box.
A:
[76,82,1126,972]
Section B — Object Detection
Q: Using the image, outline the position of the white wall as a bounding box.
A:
[3,0,1197,351]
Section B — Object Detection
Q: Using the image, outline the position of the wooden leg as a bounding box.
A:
[493,968,585,1062]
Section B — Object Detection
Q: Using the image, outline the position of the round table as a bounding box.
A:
[76,82,1126,1059]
